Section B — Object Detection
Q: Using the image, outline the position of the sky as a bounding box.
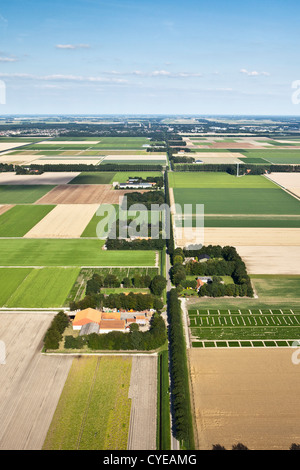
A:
[0,0,299,115]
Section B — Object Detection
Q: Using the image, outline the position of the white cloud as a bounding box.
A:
[55,44,91,50]
[0,57,18,62]
[0,72,127,84]
[103,70,202,78]
[240,69,270,77]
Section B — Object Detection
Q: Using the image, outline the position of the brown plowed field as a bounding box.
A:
[35,184,130,205]
[0,313,73,450]
[127,355,157,450]
[210,142,257,149]
[189,348,300,450]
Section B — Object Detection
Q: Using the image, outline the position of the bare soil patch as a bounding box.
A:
[0,172,79,185]
[0,204,14,216]
[0,313,72,450]
[175,227,300,248]
[35,184,130,205]
[236,245,300,274]
[189,348,300,450]
[24,204,99,238]
[127,356,157,450]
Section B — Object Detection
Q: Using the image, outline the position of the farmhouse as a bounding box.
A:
[196,276,213,292]
[99,319,126,334]
[118,182,154,189]
[72,308,102,330]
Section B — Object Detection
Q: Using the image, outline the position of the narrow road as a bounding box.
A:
[165,250,180,451]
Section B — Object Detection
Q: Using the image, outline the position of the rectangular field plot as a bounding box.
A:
[35,184,129,205]
[100,158,166,165]
[0,172,80,185]
[0,205,55,237]
[0,268,32,306]
[3,268,80,308]
[173,188,300,215]
[168,172,276,189]
[240,149,300,164]
[24,204,99,238]
[189,308,300,346]
[202,216,300,228]
[0,185,55,204]
[0,239,156,266]
[43,356,132,450]
[68,172,116,185]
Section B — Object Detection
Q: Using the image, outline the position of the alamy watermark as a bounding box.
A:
[0,80,6,105]
[95,197,204,248]
[0,340,6,365]
[291,340,300,365]
[292,81,300,105]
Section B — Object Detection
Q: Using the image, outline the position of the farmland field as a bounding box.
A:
[0,268,32,306]
[240,149,300,164]
[189,348,300,450]
[0,205,55,237]
[0,172,79,185]
[43,356,132,450]
[169,172,276,189]
[68,172,116,185]
[192,215,300,228]
[35,184,129,205]
[0,313,73,450]
[173,188,300,214]
[24,204,99,238]
[100,158,166,165]
[3,267,80,308]
[0,239,156,266]
[24,137,153,151]
[0,185,55,204]
[189,307,300,347]
[80,204,118,238]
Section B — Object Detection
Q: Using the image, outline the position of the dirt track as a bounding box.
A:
[0,313,72,450]
[189,348,300,450]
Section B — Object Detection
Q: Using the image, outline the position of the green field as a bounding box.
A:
[173,188,300,215]
[0,185,55,204]
[81,205,118,238]
[101,159,165,165]
[240,149,300,164]
[187,275,300,311]
[26,137,153,152]
[0,239,156,266]
[43,356,132,450]
[68,172,116,184]
[2,267,80,308]
[92,137,152,149]
[169,172,277,189]
[189,308,300,346]
[68,171,162,185]
[0,205,55,237]
[176,215,300,228]
[0,268,32,306]
[113,171,163,183]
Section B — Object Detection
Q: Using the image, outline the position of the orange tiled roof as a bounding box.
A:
[73,308,102,326]
[99,320,125,330]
